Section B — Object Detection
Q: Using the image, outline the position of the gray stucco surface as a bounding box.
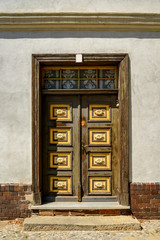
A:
[0,31,160,183]
[0,0,160,13]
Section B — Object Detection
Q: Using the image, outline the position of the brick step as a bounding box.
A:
[32,209,131,216]
[31,202,131,216]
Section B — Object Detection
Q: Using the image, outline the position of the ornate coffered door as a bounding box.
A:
[42,94,118,202]
[32,54,129,206]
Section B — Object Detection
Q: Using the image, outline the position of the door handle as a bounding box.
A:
[82,143,89,153]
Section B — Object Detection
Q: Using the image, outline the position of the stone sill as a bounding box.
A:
[31,202,130,210]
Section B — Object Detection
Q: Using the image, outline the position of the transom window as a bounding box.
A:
[41,66,117,89]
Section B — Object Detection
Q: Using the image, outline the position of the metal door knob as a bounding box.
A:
[82,143,89,152]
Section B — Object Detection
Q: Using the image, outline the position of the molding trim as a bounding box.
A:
[32,53,129,206]
[0,12,160,31]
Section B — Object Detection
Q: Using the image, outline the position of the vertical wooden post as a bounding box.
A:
[118,54,129,205]
[32,55,42,205]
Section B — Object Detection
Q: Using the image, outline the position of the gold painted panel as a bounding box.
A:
[89,152,111,170]
[89,177,111,194]
[50,128,71,145]
[50,152,71,170]
[89,104,110,121]
[50,104,71,121]
[50,176,72,194]
[89,128,111,145]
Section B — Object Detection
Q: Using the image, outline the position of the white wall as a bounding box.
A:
[0,0,160,13]
[0,31,160,183]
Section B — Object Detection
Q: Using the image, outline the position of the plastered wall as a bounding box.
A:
[0,0,160,13]
[0,31,160,183]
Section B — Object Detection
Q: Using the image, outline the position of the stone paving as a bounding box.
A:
[0,219,160,240]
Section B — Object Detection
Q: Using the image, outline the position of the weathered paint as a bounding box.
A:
[0,31,160,183]
[0,0,160,13]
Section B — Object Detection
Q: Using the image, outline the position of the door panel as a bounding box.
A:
[42,95,80,201]
[88,152,111,171]
[81,95,118,201]
[88,176,111,195]
[42,94,118,202]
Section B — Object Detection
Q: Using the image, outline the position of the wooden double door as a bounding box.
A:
[42,94,118,202]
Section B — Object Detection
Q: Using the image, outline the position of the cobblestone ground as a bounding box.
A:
[0,219,160,240]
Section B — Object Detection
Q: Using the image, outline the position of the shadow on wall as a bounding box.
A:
[0,31,160,39]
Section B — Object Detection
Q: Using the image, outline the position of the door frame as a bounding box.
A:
[32,54,129,205]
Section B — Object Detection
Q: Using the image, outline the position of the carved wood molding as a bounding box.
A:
[32,53,129,205]
[1,12,160,31]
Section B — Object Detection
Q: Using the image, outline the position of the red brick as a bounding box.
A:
[136,199,144,204]
[4,186,9,191]
[151,199,160,204]
[6,196,14,200]
[130,199,137,205]
[11,192,18,196]
[134,203,147,208]
[143,208,151,213]
[131,183,137,190]
[18,184,24,192]
[135,191,145,195]
[137,183,143,190]
[155,194,160,199]
[155,183,160,190]
[100,210,121,215]
[14,186,19,191]
[19,192,25,197]
[153,204,160,208]
[40,210,54,216]
[20,204,27,209]
[143,183,150,191]
[84,210,100,215]
[131,195,138,199]
[20,213,27,218]
[145,194,153,199]
[150,208,158,213]
[54,210,69,216]
[131,207,143,212]
[3,192,10,196]
[0,184,31,220]
[1,186,5,192]
[1,204,6,209]
[150,183,156,190]
[151,190,158,195]
[70,211,85,216]
[141,198,150,204]
[10,200,18,205]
